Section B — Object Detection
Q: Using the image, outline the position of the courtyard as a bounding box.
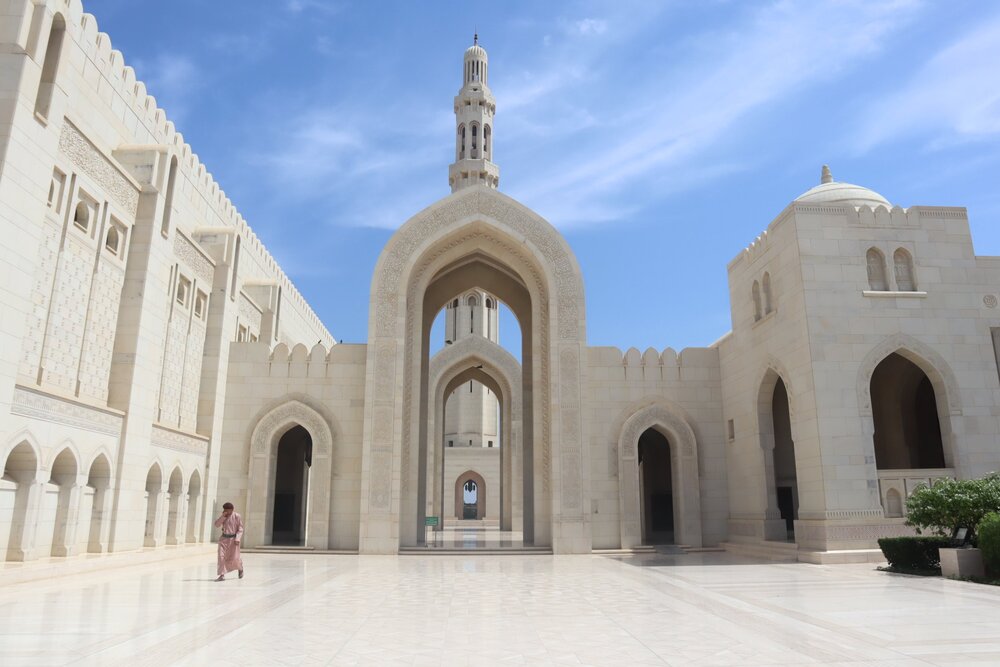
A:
[1,549,998,666]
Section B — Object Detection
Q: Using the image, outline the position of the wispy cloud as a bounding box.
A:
[569,18,608,36]
[285,0,341,17]
[507,0,924,228]
[855,12,1000,151]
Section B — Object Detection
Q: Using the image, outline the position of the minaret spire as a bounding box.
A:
[448,36,499,192]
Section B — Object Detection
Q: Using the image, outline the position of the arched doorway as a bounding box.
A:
[186,470,202,543]
[85,454,112,553]
[638,428,674,544]
[363,189,588,554]
[272,425,312,546]
[2,442,40,561]
[166,467,184,545]
[47,447,79,557]
[617,402,702,549]
[870,352,945,469]
[770,379,798,539]
[454,471,486,520]
[143,464,163,547]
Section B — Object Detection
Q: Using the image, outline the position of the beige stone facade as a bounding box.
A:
[3,0,999,562]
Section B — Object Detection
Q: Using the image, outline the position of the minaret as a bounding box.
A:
[448,34,500,193]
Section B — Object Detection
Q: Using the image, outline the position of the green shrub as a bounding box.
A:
[878,536,950,571]
[978,512,1000,576]
[905,473,1000,542]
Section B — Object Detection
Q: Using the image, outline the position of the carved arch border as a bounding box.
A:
[856,333,962,471]
[616,400,702,549]
[247,398,334,549]
[454,470,487,520]
[429,335,522,531]
[856,333,962,416]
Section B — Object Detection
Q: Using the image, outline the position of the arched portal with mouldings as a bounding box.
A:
[361,187,587,554]
[428,335,522,534]
[1,439,42,562]
[756,365,801,542]
[454,470,486,519]
[617,402,702,549]
[247,400,333,549]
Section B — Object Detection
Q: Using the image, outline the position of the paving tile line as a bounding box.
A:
[602,557,919,665]
[79,563,345,667]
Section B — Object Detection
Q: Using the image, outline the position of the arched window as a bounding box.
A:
[762,272,773,315]
[467,295,477,333]
[485,298,493,309]
[452,298,459,308]
[471,123,479,159]
[34,14,66,119]
[885,488,903,518]
[73,200,90,233]
[484,124,491,158]
[105,225,120,255]
[866,248,888,291]
[752,281,762,322]
[893,248,916,291]
[161,156,178,237]
[458,124,466,160]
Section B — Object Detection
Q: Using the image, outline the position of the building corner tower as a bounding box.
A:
[448,35,500,193]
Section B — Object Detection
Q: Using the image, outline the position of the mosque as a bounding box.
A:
[2,0,999,563]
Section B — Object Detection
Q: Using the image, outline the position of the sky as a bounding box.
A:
[89,0,1000,354]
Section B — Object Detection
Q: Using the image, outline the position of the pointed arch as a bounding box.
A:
[364,186,586,552]
[866,247,888,291]
[454,470,486,519]
[247,398,334,548]
[857,334,960,474]
[615,399,701,549]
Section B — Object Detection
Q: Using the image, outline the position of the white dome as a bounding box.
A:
[465,44,487,60]
[795,166,890,208]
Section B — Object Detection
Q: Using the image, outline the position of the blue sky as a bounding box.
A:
[91,0,1000,353]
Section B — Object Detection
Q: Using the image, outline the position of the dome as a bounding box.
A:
[465,34,487,60]
[464,44,487,60]
[795,166,891,208]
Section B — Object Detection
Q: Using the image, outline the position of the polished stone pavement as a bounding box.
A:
[1,549,999,666]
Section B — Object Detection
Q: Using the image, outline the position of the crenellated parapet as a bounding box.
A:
[12,0,331,344]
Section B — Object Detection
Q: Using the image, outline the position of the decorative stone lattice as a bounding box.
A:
[238,293,262,334]
[151,424,208,455]
[19,218,61,379]
[173,234,214,284]
[78,259,125,402]
[11,386,122,437]
[40,233,92,393]
[59,121,139,216]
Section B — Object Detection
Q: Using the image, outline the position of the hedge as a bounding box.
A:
[877,536,951,571]
[978,512,1000,576]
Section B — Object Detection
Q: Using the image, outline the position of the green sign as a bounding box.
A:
[424,516,439,526]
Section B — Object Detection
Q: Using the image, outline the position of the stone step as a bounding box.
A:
[399,546,552,556]
[720,540,800,562]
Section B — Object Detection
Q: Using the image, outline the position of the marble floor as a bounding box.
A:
[1,549,999,666]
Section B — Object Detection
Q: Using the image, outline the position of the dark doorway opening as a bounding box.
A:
[272,425,312,545]
[638,428,674,544]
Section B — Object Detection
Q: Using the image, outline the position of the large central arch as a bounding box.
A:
[360,186,588,553]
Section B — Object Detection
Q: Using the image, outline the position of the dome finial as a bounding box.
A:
[821,164,833,184]
[474,31,478,46]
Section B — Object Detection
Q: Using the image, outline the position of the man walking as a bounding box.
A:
[214,502,244,581]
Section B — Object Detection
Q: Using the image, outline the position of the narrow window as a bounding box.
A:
[47,168,66,212]
[448,440,454,448]
[488,441,493,448]
[752,281,762,322]
[866,248,888,291]
[34,14,66,119]
[727,419,735,441]
[73,200,91,233]
[237,324,248,342]
[762,272,773,314]
[104,224,121,256]
[893,248,916,291]
[484,125,491,158]
[194,290,207,319]
[161,156,178,237]
[471,124,478,158]
[230,236,241,300]
[458,124,466,160]
[176,275,191,307]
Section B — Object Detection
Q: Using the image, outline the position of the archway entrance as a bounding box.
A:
[143,465,162,547]
[2,442,40,561]
[771,379,798,539]
[871,353,945,469]
[271,425,312,546]
[638,428,674,544]
[454,471,486,520]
